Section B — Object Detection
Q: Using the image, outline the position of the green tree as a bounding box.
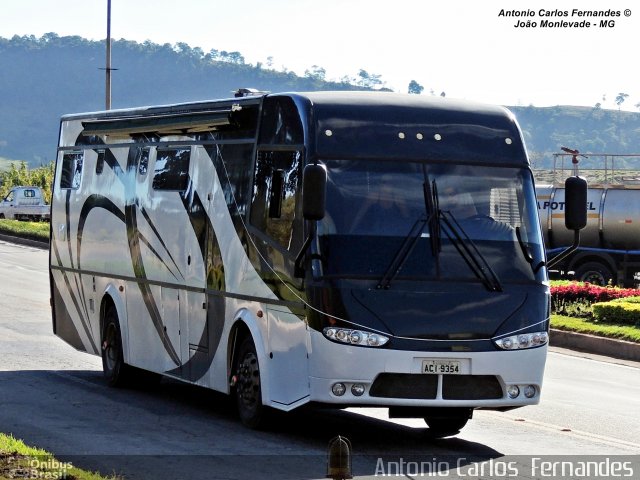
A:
[615,92,629,110]
[408,80,424,95]
[304,65,326,81]
[356,69,383,89]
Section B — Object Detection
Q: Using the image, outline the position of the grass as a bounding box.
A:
[0,433,122,479]
[0,219,49,242]
[551,314,640,343]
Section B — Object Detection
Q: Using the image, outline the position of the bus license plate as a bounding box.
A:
[422,360,461,374]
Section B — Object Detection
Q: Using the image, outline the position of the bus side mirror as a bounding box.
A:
[547,176,587,269]
[302,164,326,221]
[564,176,587,231]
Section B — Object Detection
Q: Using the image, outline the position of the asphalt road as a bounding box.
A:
[1,240,639,479]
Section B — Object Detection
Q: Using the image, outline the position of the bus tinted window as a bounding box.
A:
[60,152,84,189]
[138,148,150,176]
[95,149,105,175]
[152,148,190,191]
[251,149,302,251]
[258,97,303,145]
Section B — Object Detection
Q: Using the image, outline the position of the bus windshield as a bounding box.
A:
[318,159,545,285]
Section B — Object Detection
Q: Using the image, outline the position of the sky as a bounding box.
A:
[1,0,638,110]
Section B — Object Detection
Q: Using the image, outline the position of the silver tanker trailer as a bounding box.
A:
[538,183,640,286]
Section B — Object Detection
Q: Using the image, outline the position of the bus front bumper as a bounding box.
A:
[308,331,547,409]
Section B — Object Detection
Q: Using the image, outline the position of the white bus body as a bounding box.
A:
[51,92,550,435]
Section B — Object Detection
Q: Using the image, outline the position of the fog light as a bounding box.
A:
[351,384,365,397]
[332,383,346,396]
[507,385,520,399]
[524,385,536,398]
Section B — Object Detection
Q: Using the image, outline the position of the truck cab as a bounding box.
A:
[0,186,50,221]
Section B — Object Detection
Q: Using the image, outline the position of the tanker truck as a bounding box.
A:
[537,184,640,287]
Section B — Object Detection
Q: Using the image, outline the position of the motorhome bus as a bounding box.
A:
[51,91,556,436]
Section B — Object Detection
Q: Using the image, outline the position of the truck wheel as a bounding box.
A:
[0,213,4,219]
[424,408,472,438]
[574,262,615,286]
[101,307,132,387]
[233,336,267,429]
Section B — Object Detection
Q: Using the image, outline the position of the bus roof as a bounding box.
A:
[283,91,529,167]
[61,91,529,167]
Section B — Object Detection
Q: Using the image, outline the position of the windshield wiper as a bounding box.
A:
[376,215,429,289]
[423,177,441,257]
[440,211,503,292]
[515,226,546,273]
[376,169,441,290]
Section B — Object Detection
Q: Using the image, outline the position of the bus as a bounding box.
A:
[50,91,578,436]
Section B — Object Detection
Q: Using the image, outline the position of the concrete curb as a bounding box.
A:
[550,328,640,362]
[0,232,48,250]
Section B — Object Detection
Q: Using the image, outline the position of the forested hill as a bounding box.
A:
[1,34,639,167]
[509,105,640,169]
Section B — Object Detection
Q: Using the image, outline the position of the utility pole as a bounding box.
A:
[105,0,112,110]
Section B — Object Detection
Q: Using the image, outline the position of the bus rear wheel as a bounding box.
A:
[424,408,472,438]
[101,307,132,387]
[233,336,266,429]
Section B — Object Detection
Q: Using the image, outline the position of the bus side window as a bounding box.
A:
[95,149,105,175]
[60,151,84,189]
[138,147,150,175]
[251,149,302,251]
[152,147,190,191]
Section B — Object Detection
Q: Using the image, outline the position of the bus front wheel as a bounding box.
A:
[424,409,472,438]
[233,336,266,429]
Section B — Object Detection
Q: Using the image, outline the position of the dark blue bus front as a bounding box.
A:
[290,93,549,416]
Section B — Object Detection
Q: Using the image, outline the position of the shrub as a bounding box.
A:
[592,297,640,326]
[550,282,640,318]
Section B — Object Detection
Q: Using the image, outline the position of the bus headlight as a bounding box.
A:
[323,327,389,347]
[494,331,548,350]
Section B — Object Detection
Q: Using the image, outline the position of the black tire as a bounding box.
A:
[424,409,472,438]
[101,306,132,387]
[233,336,267,429]
[574,261,615,286]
